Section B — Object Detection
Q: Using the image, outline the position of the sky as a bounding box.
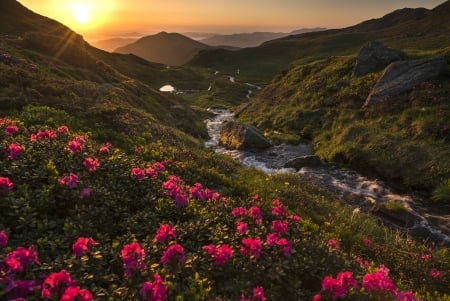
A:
[19,0,446,42]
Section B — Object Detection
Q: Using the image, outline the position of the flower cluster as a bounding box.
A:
[58,173,79,189]
[83,157,100,172]
[241,286,267,301]
[154,224,176,243]
[4,245,40,273]
[140,273,168,301]
[190,182,221,201]
[67,136,86,153]
[161,244,185,265]
[42,269,92,301]
[0,176,14,193]
[240,237,263,259]
[162,175,189,208]
[30,129,57,141]
[203,244,233,266]
[72,237,98,257]
[7,143,23,159]
[121,242,146,278]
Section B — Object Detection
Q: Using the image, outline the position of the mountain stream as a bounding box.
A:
[204,109,450,247]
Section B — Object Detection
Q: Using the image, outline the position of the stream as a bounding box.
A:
[204,109,450,247]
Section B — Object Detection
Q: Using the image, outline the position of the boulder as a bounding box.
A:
[352,41,403,77]
[283,155,323,170]
[219,120,271,150]
[363,56,449,107]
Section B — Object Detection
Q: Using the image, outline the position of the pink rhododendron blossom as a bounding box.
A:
[162,176,189,207]
[189,182,220,201]
[236,221,248,235]
[145,167,158,179]
[313,294,322,301]
[396,291,422,301]
[72,237,97,257]
[58,173,79,189]
[121,242,146,278]
[272,220,289,235]
[252,286,266,301]
[161,244,185,265]
[232,207,247,217]
[0,230,8,247]
[252,194,263,203]
[328,239,340,250]
[322,271,358,298]
[4,278,38,299]
[60,286,93,301]
[135,146,143,153]
[5,125,19,135]
[276,238,292,257]
[248,206,262,224]
[266,233,278,246]
[355,256,370,269]
[99,142,112,154]
[68,140,83,153]
[429,269,442,278]
[152,162,165,172]
[0,176,14,193]
[41,270,75,300]
[7,143,23,159]
[154,224,176,243]
[57,126,69,134]
[4,245,40,273]
[272,199,287,217]
[140,273,168,301]
[362,265,397,295]
[240,237,263,259]
[421,253,431,261]
[202,244,233,266]
[30,129,57,141]
[288,215,301,223]
[363,238,372,247]
[83,157,100,172]
[132,167,146,180]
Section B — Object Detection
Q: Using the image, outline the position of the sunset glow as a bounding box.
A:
[19,0,445,42]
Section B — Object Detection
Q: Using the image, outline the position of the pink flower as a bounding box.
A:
[328,239,340,250]
[272,199,287,217]
[202,244,233,266]
[252,194,263,203]
[121,242,146,278]
[363,238,372,247]
[240,237,263,259]
[99,142,112,154]
[4,278,38,299]
[72,237,97,257]
[145,167,158,179]
[132,167,145,180]
[248,206,262,224]
[61,286,93,301]
[241,286,266,301]
[236,221,248,235]
[322,271,358,298]
[266,233,278,246]
[162,176,189,208]
[140,274,168,301]
[83,157,100,172]
[313,294,322,301]
[161,244,185,265]
[68,140,83,153]
[135,146,143,153]
[58,173,79,189]
[396,291,422,301]
[5,245,40,273]
[5,125,18,135]
[429,269,442,278]
[7,143,23,159]
[288,215,301,223]
[0,176,14,193]
[31,129,57,140]
[362,265,397,295]
[154,224,176,243]
[276,238,292,257]
[272,220,288,235]
[232,207,247,217]
[41,270,75,300]
[0,230,8,247]
[152,162,165,172]
[57,126,69,134]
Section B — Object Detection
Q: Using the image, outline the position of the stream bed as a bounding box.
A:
[204,109,450,247]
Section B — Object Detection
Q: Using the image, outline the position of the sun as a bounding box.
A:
[72,3,92,24]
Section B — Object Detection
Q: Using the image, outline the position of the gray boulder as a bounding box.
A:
[363,56,449,107]
[219,120,271,150]
[283,155,323,170]
[353,41,403,77]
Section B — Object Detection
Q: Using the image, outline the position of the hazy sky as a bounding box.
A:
[20,0,446,41]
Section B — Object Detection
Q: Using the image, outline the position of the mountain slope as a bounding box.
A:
[91,37,138,52]
[190,1,450,84]
[115,32,211,66]
[199,28,326,48]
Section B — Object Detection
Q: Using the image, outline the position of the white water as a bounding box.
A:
[159,85,175,92]
[204,109,450,246]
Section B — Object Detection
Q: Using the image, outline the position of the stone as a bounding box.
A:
[219,120,272,150]
[283,155,323,170]
[363,56,449,107]
[353,41,403,77]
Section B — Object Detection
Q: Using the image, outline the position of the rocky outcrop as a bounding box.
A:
[283,155,323,170]
[219,120,271,150]
[352,41,403,77]
[363,56,449,107]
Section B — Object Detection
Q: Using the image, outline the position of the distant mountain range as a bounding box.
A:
[199,28,326,48]
[91,37,140,52]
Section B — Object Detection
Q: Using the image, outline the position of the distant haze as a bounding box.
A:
[19,0,446,42]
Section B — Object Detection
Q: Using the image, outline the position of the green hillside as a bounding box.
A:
[189,2,450,84]
[1,0,450,300]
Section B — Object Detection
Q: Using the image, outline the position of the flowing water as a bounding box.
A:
[204,109,450,247]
